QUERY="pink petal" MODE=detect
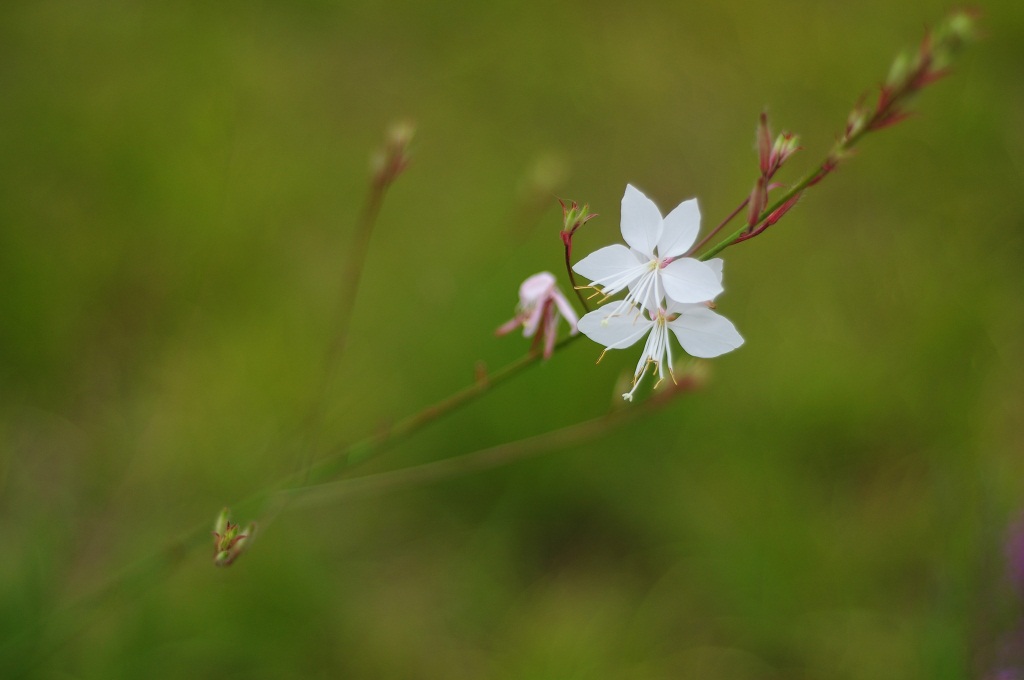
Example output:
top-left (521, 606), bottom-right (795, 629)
top-left (519, 272), bottom-right (556, 304)
top-left (543, 306), bottom-right (558, 359)
top-left (521, 301), bottom-right (545, 337)
top-left (551, 289), bottom-right (580, 334)
top-left (495, 316), bottom-right (523, 336)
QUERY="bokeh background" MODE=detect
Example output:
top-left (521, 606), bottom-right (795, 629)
top-left (2, 0), bottom-right (1023, 677)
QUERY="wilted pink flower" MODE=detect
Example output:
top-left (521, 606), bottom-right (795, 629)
top-left (496, 272), bottom-right (579, 359)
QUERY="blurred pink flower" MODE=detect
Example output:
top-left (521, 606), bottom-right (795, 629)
top-left (496, 272), bottom-right (578, 359)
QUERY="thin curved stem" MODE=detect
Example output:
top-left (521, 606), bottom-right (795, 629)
top-left (565, 237), bottom-right (592, 313)
top-left (297, 129), bottom-right (411, 477)
top-left (17, 334), bottom-right (587, 671)
top-left (697, 165), bottom-right (822, 261)
top-left (278, 364), bottom-right (700, 509)
top-left (295, 333), bottom-right (583, 488)
top-left (687, 196), bottom-right (749, 258)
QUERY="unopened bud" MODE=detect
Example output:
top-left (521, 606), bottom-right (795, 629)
top-left (945, 10), bottom-right (977, 46)
top-left (886, 51), bottom-right (912, 90)
top-left (371, 121), bottom-right (415, 188)
top-left (764, 192), bottom-right (802, 227)
top-left (386, 120), bottom-right (415, 150)
top-left (746, 177), bottom-right (767, 227)
top-left (212, 507), bottom-right (256, 567)
top-left (559, 198), bottom-right (598, 237)
top-left (769, 133), bottom-right (800, 173)
top-left (931, 9), bottom-right (978, 71)
top-left (846, 103), bottom-right (868, 139)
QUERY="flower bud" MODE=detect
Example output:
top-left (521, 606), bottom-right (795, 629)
top-left (371, 121), bottom-right (415, 188)
top-left (946, 10), bottom-right (977, 44)
top-left (386, 120), bottom-right (415, 150)
top-left (763, 192), bottom-right (802, 227)
top-left (932, 9), bottom-right (977, 69)
top-left (559, 199), bottom-right (597, 235)
top-left (212, 507), bottom-right (256, 567)
top-left (746, 177), bottom-right (767, 227)
top-left (845, 102), bottom-right (868, 139)
top-left (886, 51), bottom-right (912, 90)
top-left (769, 133), bottom-right (800, 170)
top-left (558, 198), bottom-right (598, 259)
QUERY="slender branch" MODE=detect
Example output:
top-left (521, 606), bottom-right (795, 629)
top-left (697, 9), bottom-right (974, 261)
top-left (687, 196), bottom-right (749, 258)
top-left (326, 124), bottom-right (415, 365)
top-left (299, 338), bottom-right (576, 485)
top-left (697, 165), bottom-right (821, 261)
top-left (564, 237), bottom-right (592, 313)
top-left (278, 365), bottom-right (702, 509)
top-left (10, 334), bottom-right (586, 674)
top-left (298, 125), bottom-right (414, 474)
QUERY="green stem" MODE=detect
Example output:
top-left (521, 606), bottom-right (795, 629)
top-left (697, 121), bottom-right (879, 262)
top-left (687, 196), bottom-right (749, 258)
top-left (296, 152), bottom-right (394, 476)
top-left (277, 362), bottom-right (698, 509)
top-left (697, 164), bottom-right (822, 261)
top-left (13, 334), bottom-right (586, 675)
top-left (297, 333), bottom-right (582, 487)
top-left (697, 41), bottom-right (937, 264)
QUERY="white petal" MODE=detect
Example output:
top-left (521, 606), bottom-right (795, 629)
top-left (657, 198), bottom-right (700, 258)
top-left (668, 305), bottom-right (744, 358)
top-left (573, 244), bottom-right (645, 291)
top-left (620, 185), bottom-right (663, 257)
top-left (660, 258), bottom-right (724, 303)
top-left (703, 258), bottom-right (724, 285)
top-left (577, 306), bottom-right (653, 350)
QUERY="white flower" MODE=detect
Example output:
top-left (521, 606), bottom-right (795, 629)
top-left (496, 272), bottom-right (579, 359)
top-left (573, 184), bottom-right (722, 316)
top-left (577, 294), bottom-right (743, 401)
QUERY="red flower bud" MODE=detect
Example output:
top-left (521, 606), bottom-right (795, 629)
top-left (746, 177), bottom-right (767, 228)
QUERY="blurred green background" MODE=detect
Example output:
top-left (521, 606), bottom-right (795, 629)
top-left (2, 0), bottom-right (1023, 677)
